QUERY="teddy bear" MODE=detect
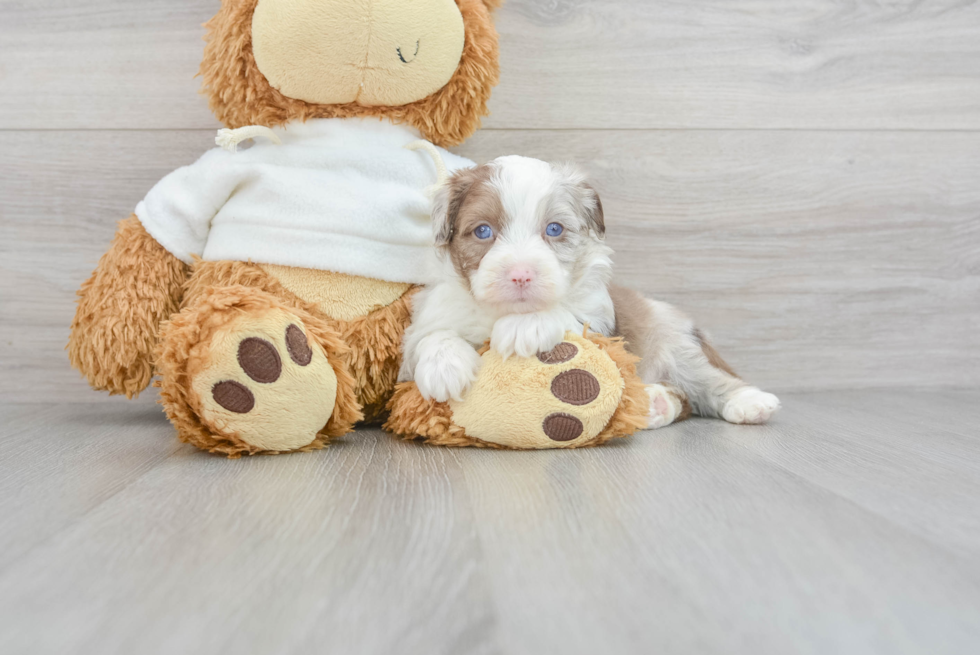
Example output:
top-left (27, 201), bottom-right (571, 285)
top-left (68, 0), bottom-right (650, 457)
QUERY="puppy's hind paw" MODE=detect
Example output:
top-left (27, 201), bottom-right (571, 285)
top-left (644, 383), bottom-right (686, 430)
top-left (722, 388), bottom-right (781, 425)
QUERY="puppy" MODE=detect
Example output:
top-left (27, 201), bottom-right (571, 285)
top-left (399, 156), bottom-right (780, 428)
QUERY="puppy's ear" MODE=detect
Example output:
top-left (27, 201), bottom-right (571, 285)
top-left (580, 183), bottom-right (605, 238)
top-left (432, 175), bottom-right (467, 247)
top-left (432, 165), bottom-right (488, 246)
top-left (431, 183), bottom-right (456, 247)
top-left (557, 163), bottom-right (606, 238)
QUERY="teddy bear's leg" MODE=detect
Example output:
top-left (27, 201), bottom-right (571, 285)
top-left (155, 285), bottom-right (362, 457)
top-left (385, 331), bottom-right (650, 449)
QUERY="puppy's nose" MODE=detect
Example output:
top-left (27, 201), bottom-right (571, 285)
top-left (508, 266), bottom-right (535, 289)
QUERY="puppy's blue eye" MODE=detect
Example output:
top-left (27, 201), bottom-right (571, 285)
top-left (474, 224), bottom-right (494, 240)
top-left (546, 222), bottom-right (564, 237)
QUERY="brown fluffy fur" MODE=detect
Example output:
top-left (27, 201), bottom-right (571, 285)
top-left (68, 215), bottom-right (188, 398)
top-left (384, 383), bottom-right (502, 448)
top-left (70, 1), bottom-right (659, 454)
top-left (580, 333), bottom-right (652, 447)
top-left (155, 285), bottom-right (363, 457)
top-left (200, 0), bottom-right (500, 147)
top-left (385, 332), bottom-right (651, 449)
top-left (333, 288), bottom-right (419, 422)
top-left (184, 261), bottom-right (414, 422)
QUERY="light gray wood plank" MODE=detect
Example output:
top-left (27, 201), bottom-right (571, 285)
top-left (0, 408), bottom-right (497, 655)
top-left (0, 130), bottom-right (216, 402)
top-left (2, 0), bottom-right (979, 130)
top-left (1, 393), bottom-right (978, 654)
top-left (2, 129), bottom-right (977, 401)
top-left (454, 418), bottom-right (980, 655)
top-left (489, 0), bottom-right (980, 130)
top-left (0, 397), bottom-right (177, 566)
top-left (716, 388), bottom-right (980, 556)
top-left (0, 0), bottom-right (218, 130)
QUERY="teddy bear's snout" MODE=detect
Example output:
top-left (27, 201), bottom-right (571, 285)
top-left (251, 0), bottom-right (465, 107)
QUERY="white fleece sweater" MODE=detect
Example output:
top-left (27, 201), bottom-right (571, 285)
top-left (135, 118), bottom-right (474, 284)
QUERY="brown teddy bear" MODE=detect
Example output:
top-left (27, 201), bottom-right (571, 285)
top-left (68, 0), bottom-right (649, 457)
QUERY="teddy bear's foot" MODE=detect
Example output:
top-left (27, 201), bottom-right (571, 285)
top-left (156, 286), bottom-right (361, 457)
top-left (192, 312), bottom-right (338, 452)
top-left (385, 331), bottom-right (650, 450)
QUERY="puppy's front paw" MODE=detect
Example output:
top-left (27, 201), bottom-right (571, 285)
top-left (491, 313), bottom-right (568, 359)
top-left (722, 388), bottom-right (781, 424)
top-left (415, 337), bottom-right (483, 403)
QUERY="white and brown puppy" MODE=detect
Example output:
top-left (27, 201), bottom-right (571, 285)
top-left (399, 156), bottom-right (780, 428)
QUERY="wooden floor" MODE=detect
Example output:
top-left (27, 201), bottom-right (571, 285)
top-left (1, 390), bottom-right (978, 655)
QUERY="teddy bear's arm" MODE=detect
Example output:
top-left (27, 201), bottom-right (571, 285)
top-left (68, 215), bottom-right (189, 398)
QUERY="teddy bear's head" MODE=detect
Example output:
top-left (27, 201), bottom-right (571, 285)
top-left (201, 0), bottom-right (502, 147)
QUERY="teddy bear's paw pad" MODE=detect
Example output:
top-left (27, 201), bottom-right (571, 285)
top-left (285, 324), bottom-right (313, 365)
top-left (211, 380), bottom-right (255, 413)
top-left (541, 412), bottom-right (584, 442)
top-left (537, 342), bottom-right (578, 364)
top-left (238, 337), bottom-right (282, 383)
top-left (449, 333), bottom-right (624, 449)
top-left (192, 312), bottom-right (339, 452)
top-left (550, 369), bottom-right (601, 406)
